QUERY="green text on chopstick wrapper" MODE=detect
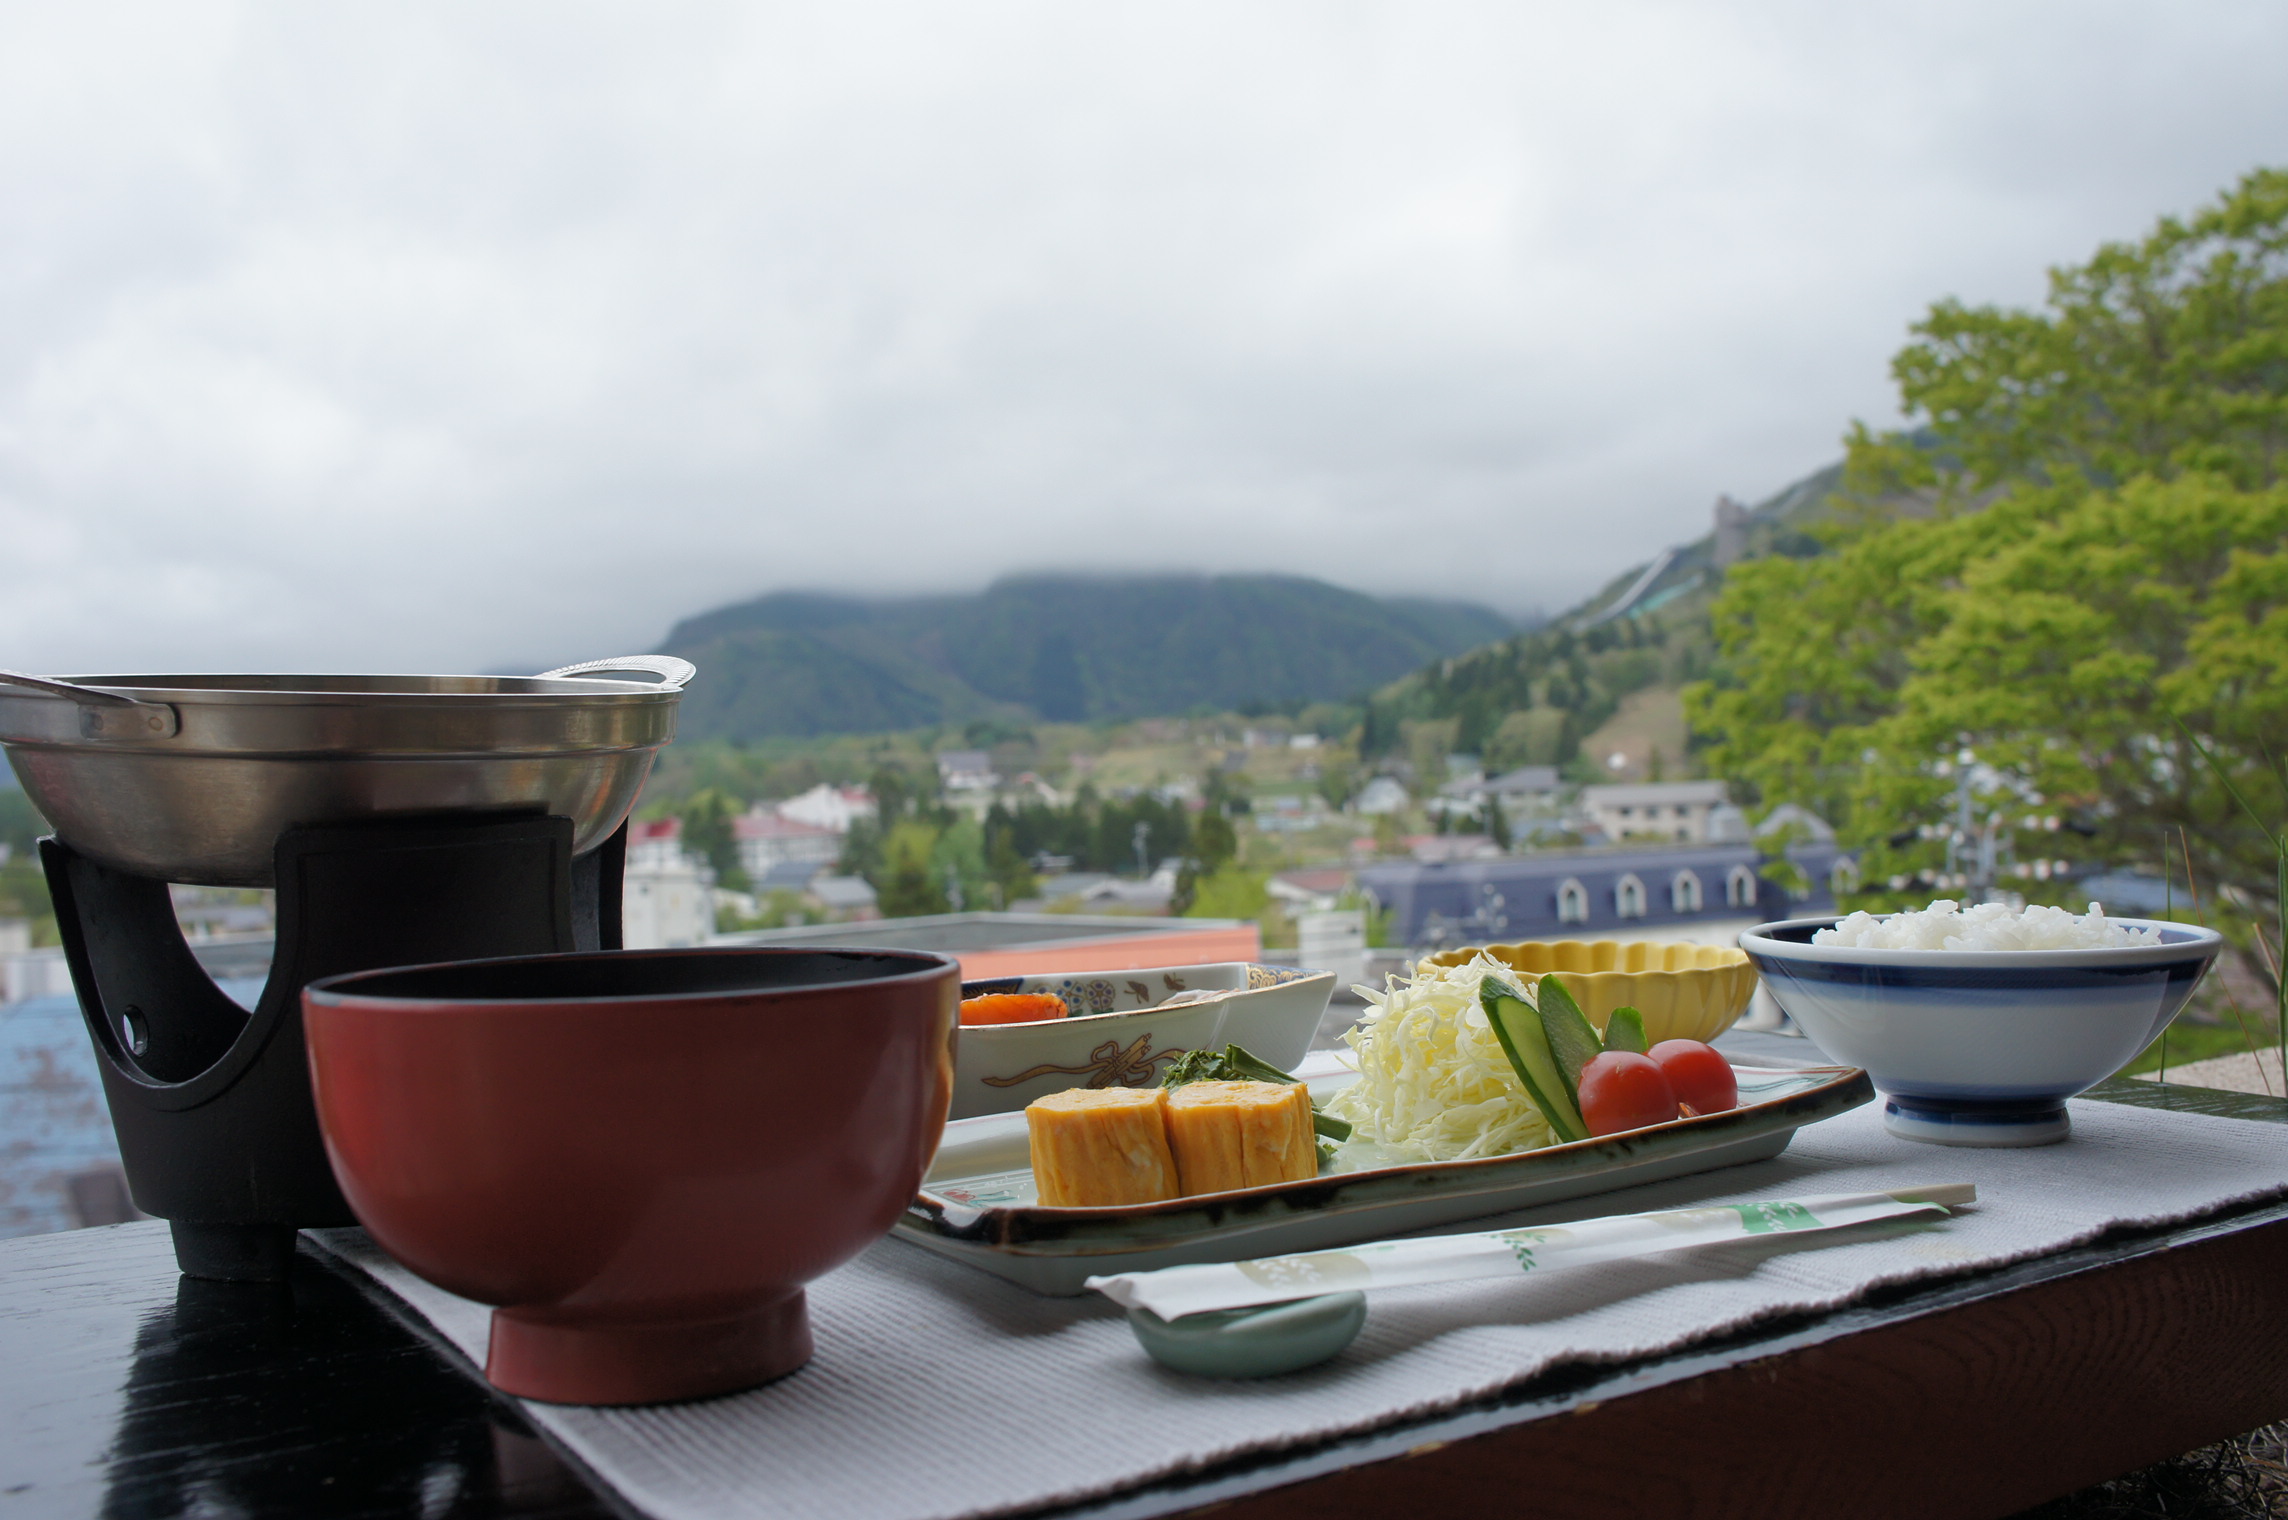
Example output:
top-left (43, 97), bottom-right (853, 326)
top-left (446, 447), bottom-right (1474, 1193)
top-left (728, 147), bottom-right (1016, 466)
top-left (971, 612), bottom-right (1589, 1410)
top-left (1731, 1201), bottom-right (1819, 1234)
top-left (1083, 1186), bottom-right (1977, 1320)
top-left (1236, 1252), bottom-right (1372, 1294)
top-left (1496, 1231), bottom-right (1555, 1271)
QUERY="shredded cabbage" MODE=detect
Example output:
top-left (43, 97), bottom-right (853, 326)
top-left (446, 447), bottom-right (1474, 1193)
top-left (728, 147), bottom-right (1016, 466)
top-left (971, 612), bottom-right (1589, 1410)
top-left (1322, 951), bottom-right (1555, 1164)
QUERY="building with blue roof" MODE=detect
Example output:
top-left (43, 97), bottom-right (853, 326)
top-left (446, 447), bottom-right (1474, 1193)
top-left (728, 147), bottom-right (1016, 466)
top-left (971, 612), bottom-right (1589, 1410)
top-left (1358, 841), bottom-right (1855, 950)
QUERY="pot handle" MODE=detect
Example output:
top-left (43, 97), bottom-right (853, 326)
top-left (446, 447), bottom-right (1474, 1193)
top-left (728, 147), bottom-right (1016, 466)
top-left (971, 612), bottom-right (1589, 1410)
top-left (0, 670), bottom-right (180, 739)
top-left (537, 656), bottom-right (696, 690)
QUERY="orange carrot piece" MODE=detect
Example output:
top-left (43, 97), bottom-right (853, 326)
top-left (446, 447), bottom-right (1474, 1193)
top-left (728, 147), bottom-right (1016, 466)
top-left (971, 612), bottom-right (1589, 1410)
top-left (959, 992), bottom-right (1070, 1026)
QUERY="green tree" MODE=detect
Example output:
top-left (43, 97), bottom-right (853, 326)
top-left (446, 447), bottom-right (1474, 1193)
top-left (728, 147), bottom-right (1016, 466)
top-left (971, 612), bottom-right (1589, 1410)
top-left (876, 820), bottom-right (950, 917)
top-left (1404, 718), bottom-right (1459, 798)
top-left (837, 814), bottom-right (885, 883)
top-left (1687, 169), bottom-right (2288, 976)
top-left (1184, 863), bottom-right (1270, 922)
top-left (675, 787), bottom-right (749, 890)
top-left (1847, 167), bottom-right (2288, 502)
top-left (1315, 756), bottom-right (1362, 813)
top-left (1486, 794), bottom-right (1512, 851)
top-left (982, 803), bottom-right (1040, 907)
top-left (1486, 707), bottom-right (1568, 770)
top-left (930, 817), bottom-right (991, 912)
top-left (0, 790), bottom-right (56, 942)
top-left (1171, 811), bottom-right (1237, 914)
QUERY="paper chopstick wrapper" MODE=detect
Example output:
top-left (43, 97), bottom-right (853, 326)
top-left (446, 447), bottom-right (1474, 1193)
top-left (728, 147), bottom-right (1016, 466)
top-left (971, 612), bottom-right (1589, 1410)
top-left (1086, 1185), bottom-right (1975, 1320)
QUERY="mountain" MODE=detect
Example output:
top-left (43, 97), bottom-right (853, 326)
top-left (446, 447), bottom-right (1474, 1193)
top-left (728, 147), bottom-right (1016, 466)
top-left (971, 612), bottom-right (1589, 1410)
top-left (1561, 461), bottom-right (1844, 628)
top-left (1366, 460), bottom-right (1858, 772)
top-left (657, 574), bottom-right (1519, 741)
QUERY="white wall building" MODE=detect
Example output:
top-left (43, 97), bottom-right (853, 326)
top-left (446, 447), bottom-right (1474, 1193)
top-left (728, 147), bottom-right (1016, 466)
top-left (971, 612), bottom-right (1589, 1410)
top-left (4, 945), bottom-right (74, 1004)
top-left (624, 860), bottom-right (716, 948)
top-left (1356, 777), bottom-right (1411, 815)
top-left (620, 817), bottom-right (717, 948)
top-left (775, 784), bottom-right (876, 833)
top-left (935, 750), bottom-right (997, 792)
top-left (1297, 908), bottom-right (1367, 987)
top-left (1580, 781), bottom-right (1729, 844)
top-left (625, 818), bottom-right (688, 871)
top-left (734, 811), bottom-right (843, 879)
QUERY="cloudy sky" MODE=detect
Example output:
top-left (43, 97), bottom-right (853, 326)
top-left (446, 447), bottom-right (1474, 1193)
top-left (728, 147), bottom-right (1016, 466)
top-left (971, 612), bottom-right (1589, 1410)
top-left (3, 2), bottom-right (2284, 674)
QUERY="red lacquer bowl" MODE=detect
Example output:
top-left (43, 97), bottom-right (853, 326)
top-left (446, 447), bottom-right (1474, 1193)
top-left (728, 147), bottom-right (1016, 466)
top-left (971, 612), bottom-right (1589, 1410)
top-left (304, 947), bottom-right (958, 1405)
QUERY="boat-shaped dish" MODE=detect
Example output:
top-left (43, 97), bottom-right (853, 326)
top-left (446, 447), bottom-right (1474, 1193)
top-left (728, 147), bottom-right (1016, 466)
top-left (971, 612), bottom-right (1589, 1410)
top-left (897, 1060), bottom-right (1873, 1294)
top-left (950, 962), bottom-right (1334, 1120)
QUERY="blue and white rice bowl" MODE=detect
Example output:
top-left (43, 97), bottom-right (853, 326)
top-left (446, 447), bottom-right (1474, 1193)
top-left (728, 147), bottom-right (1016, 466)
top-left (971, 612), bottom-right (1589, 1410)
top-left (1739, 916), bottom-right (2223, 1147)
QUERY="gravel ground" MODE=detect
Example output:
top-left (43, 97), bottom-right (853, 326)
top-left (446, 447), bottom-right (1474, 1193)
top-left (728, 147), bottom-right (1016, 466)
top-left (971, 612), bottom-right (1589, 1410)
top-left (2136, 1049), bottom-right (2286, 1098)
top-left (2013, 1424), bottom-right (2288, 1519)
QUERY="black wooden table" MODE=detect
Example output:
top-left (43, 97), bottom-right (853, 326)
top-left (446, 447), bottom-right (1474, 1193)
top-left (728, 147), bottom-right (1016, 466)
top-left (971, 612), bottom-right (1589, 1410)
top-left (5, 1077), bottom-right (2287, 1520)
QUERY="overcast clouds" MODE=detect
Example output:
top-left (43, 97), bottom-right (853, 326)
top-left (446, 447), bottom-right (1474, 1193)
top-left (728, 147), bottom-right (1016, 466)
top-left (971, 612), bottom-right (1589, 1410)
top-left (2, 2), bottom-right (2284, 674)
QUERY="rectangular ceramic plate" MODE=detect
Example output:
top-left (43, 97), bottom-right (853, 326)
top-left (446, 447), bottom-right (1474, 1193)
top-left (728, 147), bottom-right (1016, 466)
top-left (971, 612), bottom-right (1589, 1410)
top-left (894, 1062), bottom-right (1876, 1294)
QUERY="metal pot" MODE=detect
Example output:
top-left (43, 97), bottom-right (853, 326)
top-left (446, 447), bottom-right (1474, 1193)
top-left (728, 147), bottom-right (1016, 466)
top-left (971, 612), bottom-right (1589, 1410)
top-left (0, 656), bottom-right (692, 886)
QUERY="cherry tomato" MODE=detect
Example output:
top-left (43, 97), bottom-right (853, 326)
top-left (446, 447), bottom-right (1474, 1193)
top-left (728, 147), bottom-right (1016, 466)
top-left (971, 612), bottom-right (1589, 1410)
top-left (1648, 1040), bottom-right (1738, 1116)
top-left (1576, 1052), bottom-right (1680, 1136)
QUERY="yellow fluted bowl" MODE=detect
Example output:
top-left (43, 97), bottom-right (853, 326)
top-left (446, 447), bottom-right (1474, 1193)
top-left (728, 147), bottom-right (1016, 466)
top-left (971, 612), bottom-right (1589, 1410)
top-left (1420, 940), bottom-right (1759, 1045)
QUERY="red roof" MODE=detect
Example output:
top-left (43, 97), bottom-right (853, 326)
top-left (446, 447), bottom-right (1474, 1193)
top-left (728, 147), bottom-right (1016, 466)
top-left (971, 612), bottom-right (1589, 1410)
top-left (1274, 867), bottom-right (1352, 894)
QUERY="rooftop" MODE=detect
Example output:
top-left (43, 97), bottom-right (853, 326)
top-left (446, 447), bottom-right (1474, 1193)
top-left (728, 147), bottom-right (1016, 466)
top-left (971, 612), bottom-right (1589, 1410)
top-left (1581, 780), bottom-right (1729, 806)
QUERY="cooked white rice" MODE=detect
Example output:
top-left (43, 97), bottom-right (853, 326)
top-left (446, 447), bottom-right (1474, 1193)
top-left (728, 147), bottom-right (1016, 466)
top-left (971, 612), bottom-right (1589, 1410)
top-left (1814, 899), bottom-right (2161, 951)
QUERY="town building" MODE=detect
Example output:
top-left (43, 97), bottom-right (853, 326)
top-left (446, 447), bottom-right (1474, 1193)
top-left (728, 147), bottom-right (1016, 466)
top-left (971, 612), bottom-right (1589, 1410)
top-left (1405, 834), bottom-right (1507, 864)
top-left (1297, 908), bottom-right (1368, 987)
top-left (733, 810), bottom-right (843, 878)
top-left (1484, 766), bottom-right (1563, 806)
top-left (741, 860), bottom-right (880, 921)
top-left (620, 817), bottom-right (716, 948)
top-left (774, 783), bottom-right (876, 833)
top-left (1754, 801), bottom-right (1835, 843)
top-left (1434, 765), bottom-right (1564, 822)
top-left (1254, 794), bottom-right (1328, 833)
top-left (1580, 780), bottom-right (1730, 843)
top-left (935, 750), bottom-right (998, 792)
top-left (1269, 867), bottom-right (1351, 914)
top-left (1004, 771), bottom-right (1070, 808)
top-left (1035, 862), bottom-right (1180, 913)
top-left (625, 817), bottom-right (687, 871)
top-left (748, 859), bottom-right (831, 896)
top-left (807, 875), bottom-right (881, 919)
top-left (1355, 776), bottom-right (1410, 815)
top-left (1357, 840), bottom-right (1853, 950)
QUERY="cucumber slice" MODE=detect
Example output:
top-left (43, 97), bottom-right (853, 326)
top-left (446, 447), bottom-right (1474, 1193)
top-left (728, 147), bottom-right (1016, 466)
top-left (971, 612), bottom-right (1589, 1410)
top-left (1534, 974), bottom-right (1606, 1110)
top-left (1480, 978), bottom-right (1589, 1144)
top-left (1603, 1006), bottom-right (1649, 1056)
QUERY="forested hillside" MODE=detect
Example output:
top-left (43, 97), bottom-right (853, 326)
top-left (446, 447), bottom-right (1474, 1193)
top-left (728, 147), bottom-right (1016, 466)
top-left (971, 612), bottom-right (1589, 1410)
top-left (656, 573), bottom-right (1519, 741)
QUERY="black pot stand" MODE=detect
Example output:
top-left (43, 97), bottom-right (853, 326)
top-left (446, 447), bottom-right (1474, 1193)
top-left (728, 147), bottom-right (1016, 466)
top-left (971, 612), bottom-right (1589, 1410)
top-left (42, 812), bottom-right (627, 1282)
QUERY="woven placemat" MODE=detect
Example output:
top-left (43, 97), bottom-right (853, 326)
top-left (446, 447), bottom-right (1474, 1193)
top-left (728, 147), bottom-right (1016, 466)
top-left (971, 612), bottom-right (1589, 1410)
top-left (314, 1096), bottom-right (2288, 1520)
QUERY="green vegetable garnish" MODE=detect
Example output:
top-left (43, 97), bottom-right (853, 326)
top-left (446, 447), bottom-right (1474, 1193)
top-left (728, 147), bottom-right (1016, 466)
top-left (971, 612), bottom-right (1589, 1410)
top-left (1602, 1006), bottom-right (1649, 1056)
top-left (1163, 1042), bottom-right (1352, 1142)
top-left (1533, 974), bottom-right (1606, 1113)
top-left (1480, 978), bottom-right (1589, 1144)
